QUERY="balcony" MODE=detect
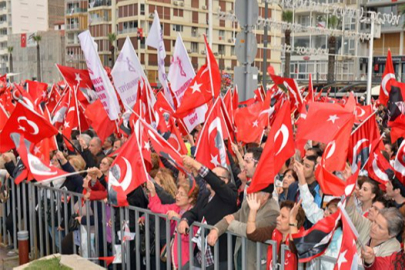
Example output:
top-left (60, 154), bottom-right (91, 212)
top-left (66, 23), bottom-right (79, 30)
top-left (89, 0), bottom-right (111, 9)
top-left (89, 16), bottom-right (110, 24)
top-left (0, 35), bottom-right (7, 42)
top-left (0, 20), bottom-right (6, 28)
top-left (0, 6), bottom-right (6, 15)
top-left (66, 37), bottom-right (79, 45)
top-left (118, 27), bottom-right (137, 35)
top-left (66, 7), bottom-right (87, 15)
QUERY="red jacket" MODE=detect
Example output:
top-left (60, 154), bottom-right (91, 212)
top-left (267, 229), bottom-right (300, 270)
top-left (364, 252), bottom-right (403, 270)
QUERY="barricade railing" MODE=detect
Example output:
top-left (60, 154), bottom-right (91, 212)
top-left (0, 178), bottom-right (362, 269)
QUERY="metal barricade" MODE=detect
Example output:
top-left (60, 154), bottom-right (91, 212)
top-left (0, 179), bottom-right (366, 270)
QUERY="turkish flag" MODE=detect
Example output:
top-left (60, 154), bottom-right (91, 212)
top-left (270, 73), bottom-right (303, 112)
top-left (154, 91), bottom-right (175, 133)
top-left (379, 50), bottom-right (396, 106)
top-left (10, 133), bottom-right (67, 184)
top-left (305, 74), bottom-right (314, 103)
top-left (394, 140), bottom-right (405, 185)
top-left (107, 131), bottom-right (148, 207)
top-left (0, 86), bottom-right (15, 114)
top-left (333, 212), bottom-right (359, 270)
top-left (85, 99), bottom-right (117, 143)
top-left (26, 80), bottom-right (48, 106)
top-left (0, 103), bottom-right (9, 131)
top-left (139, 117), bottom-right (185, 172)
top-left (222, 88), bottom-right (234, 124)
top-left (167, 117), bottom-right (188, 155)
top-left (348, 113), bottom-right (381, 171)
top-left (234, 96), bottom-right (272, 144)
top-left (174, 35), bottom-right (221, 118)
top-left (21, 34), bottom-right (26, 48)
top-left (12, 83), bottom-right (41, 113)
top-left (233, 85), bottom-right (239, 110)
top-left (247, 100), bottom-right (295, 193)
top-left (296, 93), bottom-right (355, 145)
top-left (0, 102), bottom-right (58, 152)
top-left (51, 88), bottom-right (70, 128)
top-left (45, 84), bottom-right (61, 114)
top-left (367, 138), bottom-right (394, 184)
top-left (354, 105), bottom-right (373, 124)
top-left (195, 97), bottom-right (229, 169)
top-left (322, 118), bottom-right (353, 172)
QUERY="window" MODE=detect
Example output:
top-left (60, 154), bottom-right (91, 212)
top-left (140, 4), bottom-right (145, 15)
top-left (173, 8), bottom-right (183, 17)
top-left (219, 30), bottom-right (225, 39)
top-left (218, 44), bottom-right (225, 55)
top-left (191, 42), bottom-right (198, 53)
top-left (192, 27), bottom-right (198, 37)
top-left (173, 24), bottom-right (183, 32)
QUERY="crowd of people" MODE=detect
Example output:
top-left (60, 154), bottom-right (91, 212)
top-left (0, 99), bottom-right (404, 270)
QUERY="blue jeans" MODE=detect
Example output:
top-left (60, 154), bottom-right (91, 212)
top-left (48, 226), bottom-right (65, 252)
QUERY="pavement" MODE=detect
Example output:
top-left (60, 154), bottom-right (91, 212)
top-left (0, 246), bottom-right (19, 270)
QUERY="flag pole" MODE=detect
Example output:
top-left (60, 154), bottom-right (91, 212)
top-left (59, 132), bottom-right (82, 154)
top-left (350, 109), bottom-right (378, 136)
top-left (338, 205), bottom-right (366, 249)
top-left (74, 85), bottom-right (82, 137)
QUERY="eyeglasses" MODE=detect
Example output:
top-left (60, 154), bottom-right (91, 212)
top-left (175, 191), bottom-right (188, 198)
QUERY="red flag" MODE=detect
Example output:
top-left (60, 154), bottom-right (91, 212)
top-left (270, 73), bottom-right (303, 112)
top-left (0, 102), bottom-right (58, 152)
top-left (51, 88), bottom-right (70, 128)
top-left (354, 105), bottom-right (373, 124)
top-left (306, 74), bottom-right (314, 102)
top-left (10, 133), bottom-right (67, 184)
top-left (195, 97), bottom-right (229, 169)
top-left (85, 99), bottom-right (117, 143)
top-left (45, 84), bottom-right (61, 113)
top-left (232, 85), bottom-right (239, 110)
top-left (234, 97), bottom-right (271, 144)
top-left (222, 88), bottom-right (234, 124)
top-left (167, 117), bottom-right (188, 155)
top-left (21, 34), bottom-right (26, 48)
top-left (379, 50), bottom-right (396, 106)
top-left (247, 100), bottom-right (294, 193)
top-left (26, 80), bottom-right (48, 105)
top-left (394, 140), bottom-right (405, 185)
top-left (333, 212), bottom-right (359, 270)
top-left (296, 93), bottom-right (355, 144)
top-left (348, 113), bottom-right (381, 171)
top-left (139, 117), bottom-right (185, 172)
top-left (322, 119), bottom-right (353, 172)
top-left (367, 138), bottom-right (394, 184)
top-left (0, 86), bottom-right (15, 114)
top-left (0, 103), bottom-right (9, 131)
top-left (174, 35), bottom-right (221, 118)
top-left (107, 131), bottom-right (148, 207)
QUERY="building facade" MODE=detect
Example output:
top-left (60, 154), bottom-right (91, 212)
top-left (65, 0), bottom-right (282, 86)
top-left (0, 0), bottom-right (65, 76)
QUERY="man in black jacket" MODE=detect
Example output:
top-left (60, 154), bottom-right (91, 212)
top-left (178, 155), bottom-right (238, 269)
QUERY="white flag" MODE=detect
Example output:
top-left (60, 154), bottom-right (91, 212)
top-left (78, 30), bottom-right (120, 120)
top-left (146, 10), bottom-right (174, 108)
top-left (168, 33), bottom-right (207, 132)
top-left (111, 37), bottom-right (146, 109)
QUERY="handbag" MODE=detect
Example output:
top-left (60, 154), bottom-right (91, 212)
top-left (68, 213), bottom-right (80, 232)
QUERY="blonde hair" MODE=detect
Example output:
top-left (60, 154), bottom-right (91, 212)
top-left (156, 168), bottom-right (177, 198)
top-left (67, 155), bottom-right (86, 171)
top-left (177, 181), bottom-right (199, 206)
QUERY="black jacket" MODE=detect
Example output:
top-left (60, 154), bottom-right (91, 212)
top-left (182, 169), bottom-right (238, 262)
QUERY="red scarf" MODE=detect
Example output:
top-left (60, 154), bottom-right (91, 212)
top-left (266, 229), bottom-right (300, 270)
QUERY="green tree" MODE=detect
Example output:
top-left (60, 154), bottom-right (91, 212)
top-left (33, 35), bottom-right (42, 81)
top-left (326, 15), bottom-right (339, 83)
top-left (282, 10), bottom-right (293, 78)
top-left (108, 33), bottom-right (117, 67)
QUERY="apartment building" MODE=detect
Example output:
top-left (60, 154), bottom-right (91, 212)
top-left (0, 0), bottom-right (64, 75)
top-left (365, 0), bottom-right (405, 82)
top-left (65, 0), bottom-right (282, 86)
top-left (281, 0), bottom-right (363, 83)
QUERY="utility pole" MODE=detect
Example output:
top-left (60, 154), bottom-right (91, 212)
top-left (262, 1), bottom-right (268, 90)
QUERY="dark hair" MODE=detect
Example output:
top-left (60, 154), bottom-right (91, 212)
top-left (391, 178), bottom-right (405, 198)
top-left (283, 169), bottom-right (298, 182)
top-left (280, 200), bottom-right (306, 229)
top-left (326, 198), bottom-right (341, 209)
top-left (307, 147), bottom-right (323, 158)
top-left (360, 179), bottom-right (382, 202)
top-left (246, 147), bottom-right (263, 163)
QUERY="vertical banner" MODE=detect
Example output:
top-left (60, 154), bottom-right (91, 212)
top-left (78, 30), bottom-right (120, 120)
top-left (146, 10), bottom-right (174, 108)
top-left (21, 34), bottom-right (27, 48)
top-left (111, 36), bottom-right (146, 109)
top-left (168, 33), bottom-right (207, 132)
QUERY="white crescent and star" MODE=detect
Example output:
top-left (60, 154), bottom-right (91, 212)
top-left (168, 133), bottom-right (181, 152)
top-left (325, 141), bottom-right (336, 160)
top-left (381, 73), bottom-right (395, 96)
top-left (327, 114), bottom-right (339, 124)
top-left (110, 157), bottom-right (133, 191)
top-left (394, 141), bottom-right (405, 178)
top-left (27, 153), bottom-right (57, 176)
top-left (190, 81), bottom-right (202, 94)
top-left (372, 153), bottom-right (389, 182)
top-left (274, 124), bottom-right (289, 156)
top-left (17, 117), bottom-right (39, 135)
top-left (356, 107), bottom-right (365, 118)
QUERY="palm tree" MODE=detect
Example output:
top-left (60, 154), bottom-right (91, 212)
top-left (282, 10), bottom-right (293, 78)
top-left (7, 46), bottom-right (13, 82)
top-left (108, 33), bottom-right (117, 67)
top-left (400, 4), bottom-right (405, 28)
top-left (33, 35), bottom-right (42, 81)
top-left (326, 15), bottom-right (339, 83)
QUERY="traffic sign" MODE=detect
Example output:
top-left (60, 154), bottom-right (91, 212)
top-left (235, 0), bottom-right (259, 28)
top-left (235, 31), bottom-right (257, 64)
